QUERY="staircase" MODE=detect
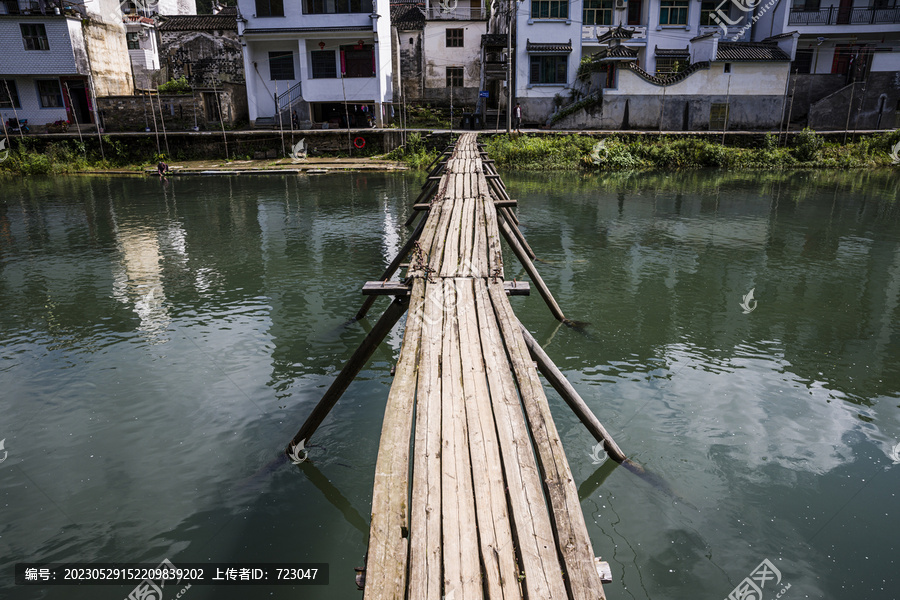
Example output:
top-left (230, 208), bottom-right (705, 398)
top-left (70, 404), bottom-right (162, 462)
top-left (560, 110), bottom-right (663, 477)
top-left (254, 82), bottom-right (310, 129)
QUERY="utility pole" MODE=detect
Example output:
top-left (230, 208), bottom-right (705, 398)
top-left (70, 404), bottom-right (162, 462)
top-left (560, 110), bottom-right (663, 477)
top-left (506, 0), bottom-right (512, 133)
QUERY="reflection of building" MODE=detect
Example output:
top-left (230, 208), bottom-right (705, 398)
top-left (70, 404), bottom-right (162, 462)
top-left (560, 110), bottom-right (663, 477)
top-left (236, 0), bottom-right (394, 128)
top-left (113, 228), bottom-right (172, 344)
top-left (0, 0), bottom-right (132, 130)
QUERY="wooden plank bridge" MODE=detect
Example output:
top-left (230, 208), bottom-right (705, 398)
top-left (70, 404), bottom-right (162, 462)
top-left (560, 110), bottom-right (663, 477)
top-left (286, 133), bottom-right (627, 600)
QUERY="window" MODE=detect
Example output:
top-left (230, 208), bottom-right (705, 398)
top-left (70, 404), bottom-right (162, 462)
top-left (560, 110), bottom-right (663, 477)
top-left (710, 102), bottom-right (728, 129)
top-left (0, 80), bottom-right (21, 109)
top-left (531, 0), bottom-right (568, 18)
top-left (126, 32), bottom-right (141, 50)
top-left (303, 0), bottom-right (373, 13)
top-left (655, 57), bottom-right (688, 74)
top-left (21, 23), bottom-right (49, 51)
top-left (723, 62), bottom-right (731, 73)
top-left (37, 79), bottom-right (63, 108)
top-left (627, 0), bottom-right (642, 24)
top-left (341, 44), bottom-right (374, 78)
top-left (311, 50), bottom-right (337, 78)
top-left (530, 55), bottom-right (567, 84)
top-left (659, 0), bottom-right (688, 24)
top-left (583, 0), bottom-right (613, 24)
top-left (446, 29), bottom-right (464, 48)
top-left (699, 0), bottom-right (717, 25)
top-left (791, 0), bottom-right (819, 9)
top-left (255, 0), bottom-right (284, 16)
top-left (269, 51), bottom-right (295, 80)
top-left (446, 66), bottom-right (463, 87)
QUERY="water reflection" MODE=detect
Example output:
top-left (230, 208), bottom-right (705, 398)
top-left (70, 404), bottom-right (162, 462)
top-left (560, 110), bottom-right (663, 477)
top-left (1, 169), bottom-right (899, 600)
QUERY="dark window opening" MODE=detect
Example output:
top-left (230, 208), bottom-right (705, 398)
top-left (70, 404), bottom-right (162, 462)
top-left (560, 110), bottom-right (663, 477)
top-left (303, 0), bottom-right (373, 13)
top-left (311, 50), bottom-right (337, 78)
top-left (446, 66), bottom-right (463, 87)
top-left (0, 79), bottom-right (21, 109)
top-left (341, 44), bottom-right (375, 78)
top-left (21, 23), bottom-right (49, 51)
top-left (255, 0), bottom-right (284, 16)
top-left (446, 29), bottom-right (464, 47)
top-left (269, 51), bottom-right (295, 80)
top-left (529, 55), bottom-right (567, 84)
top-left (37, 79), bottom-right (63, 108)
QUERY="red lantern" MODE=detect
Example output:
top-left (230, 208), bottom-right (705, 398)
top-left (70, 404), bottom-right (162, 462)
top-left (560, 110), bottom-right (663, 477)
top-left (319, 41), bottom-right (325, 50)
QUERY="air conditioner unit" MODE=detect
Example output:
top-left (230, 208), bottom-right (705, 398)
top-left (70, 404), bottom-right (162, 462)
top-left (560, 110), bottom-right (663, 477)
top-left (615, 0), bottom-right (627, 8)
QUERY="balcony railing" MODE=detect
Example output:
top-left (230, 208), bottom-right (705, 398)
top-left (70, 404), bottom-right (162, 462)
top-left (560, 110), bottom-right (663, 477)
top-left (788, 6), bottom-right (900, 25)
top-left (424, 6), bottom-right (488, 20)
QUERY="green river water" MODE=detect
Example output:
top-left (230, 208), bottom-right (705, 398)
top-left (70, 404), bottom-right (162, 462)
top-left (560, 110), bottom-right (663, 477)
top-left (1, 169), bottom-right (899, 600)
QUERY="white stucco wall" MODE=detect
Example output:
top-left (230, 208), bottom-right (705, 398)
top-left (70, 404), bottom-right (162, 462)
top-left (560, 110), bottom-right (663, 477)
top-left (871, 51), bottom-right (900, 73)
top-left (605, 61), bottom-right (789, 96)
top-left (423, 21), bottom-right (485, 91)
top-left (0, 17), bottom-right (82, 75)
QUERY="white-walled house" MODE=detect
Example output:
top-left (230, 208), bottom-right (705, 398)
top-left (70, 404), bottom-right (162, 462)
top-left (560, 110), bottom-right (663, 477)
top-left (236, 0), bottom-right (394, 128)
top-left (121, 0), bottom-right (196, 90)
top-left (0, 0), bottom-right (132, 130)
top-left (750, 0), bottom-right (900, 129)
top-left (510, 0), bottom-right (898, 129)
top-left (421, 0), bottom-right (487, 105)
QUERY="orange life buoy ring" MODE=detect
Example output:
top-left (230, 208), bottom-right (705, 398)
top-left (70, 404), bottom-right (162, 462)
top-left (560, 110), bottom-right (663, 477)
top-left (354, 137), bottom-right (366, 149)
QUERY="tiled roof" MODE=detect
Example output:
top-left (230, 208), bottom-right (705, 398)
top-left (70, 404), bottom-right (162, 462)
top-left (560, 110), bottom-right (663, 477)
top-left (716, 42), bottom-right (790, 61)
top-left (596, 45), bottom-right (638, 61)
top-left (157, 14), bottom-right (237, 31)
top-left (655, 46), bottom-right (689, 57)
top-left (526, 39), bottom-right (572, 53)
top-left (124, 14), bottom-right (155, 24)
top-left (762, 31), bottom-right (796, 41)
top-left (596, 24), bottom-right (636, 43)
top-left (390, 1), bottom-right (425, 30)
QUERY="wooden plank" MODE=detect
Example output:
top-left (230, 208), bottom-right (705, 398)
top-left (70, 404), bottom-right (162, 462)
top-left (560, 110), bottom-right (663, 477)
top-left (363, 281), bottom-right (413, 296)
top-left (440, 189), bottom-right (465, 278)
top-left (364, 278), bottom-right (427, 600)
top-left (441, 279), bottom-right (483, 600)
top-left (456, 279), bottom-right (520, 600)
top-left (473, 279), bottom-right (568, 600)
top-left (458, 196), bottom-right (474, 277)
top-left (408, 280), bottom-right (444, 600)
top-left (594, 559), bottom-right (613, 584)
top-left (479, 175), bottom-right (505, 281)
top-left (487, 281), bottom-right (606, 600)
top-left (363, 281), bottom-right (529, 297)
top-left (472, 190), bottom-right (488, 278)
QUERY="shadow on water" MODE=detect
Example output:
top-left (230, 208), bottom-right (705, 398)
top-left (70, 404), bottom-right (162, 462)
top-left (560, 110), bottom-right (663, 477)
top-left (580, 457), bottom-right (699, 512)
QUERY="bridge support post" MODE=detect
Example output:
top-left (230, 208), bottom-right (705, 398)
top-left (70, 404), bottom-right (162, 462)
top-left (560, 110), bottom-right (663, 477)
top-left (287, 296), bottom-right (410, 455)
top-left (518, 321), bottom-right (627, 463)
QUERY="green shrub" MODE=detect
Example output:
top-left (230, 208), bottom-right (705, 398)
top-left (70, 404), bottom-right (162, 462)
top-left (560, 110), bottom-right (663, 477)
top-left (794, 127), bottom-right (823, 162)
top-left (157, 77), bottom-right (192, 94)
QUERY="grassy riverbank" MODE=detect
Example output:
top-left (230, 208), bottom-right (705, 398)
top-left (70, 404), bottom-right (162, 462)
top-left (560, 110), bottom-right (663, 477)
top-left (3, 129), bottom-right (898, 175)
top-left (482, 129), bottom-right (900, 171)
